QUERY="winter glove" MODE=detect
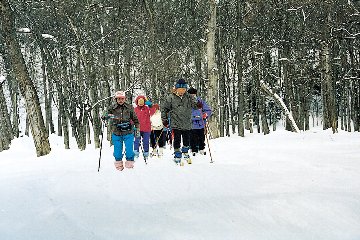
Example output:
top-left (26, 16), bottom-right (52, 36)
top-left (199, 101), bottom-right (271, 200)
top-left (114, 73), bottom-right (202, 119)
top-left (202, 112), bottom-right (208, 119)
top-left (134, 128), bottom-right (141, 138)
top-left (162, 119), bottom-right (169, 127)
top-left (196, 101), bottom-right (203, 109)
top-left (101, 113), bottom-right (114, 121)
top-left (145, 100), bottom-right (153, 108)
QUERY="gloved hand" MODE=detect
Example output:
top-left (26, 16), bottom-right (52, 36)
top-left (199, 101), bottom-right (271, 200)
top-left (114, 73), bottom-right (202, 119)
top-left (196, 101), bottom-right (203, 109)
top-left (101, 113), bottom-right (114, 120)
top-left (145, 100), bottom-right (153, 108)
top-left (134, 128), bottom-right (141, 138)
top-left (162, 119), bottom-right (169, 127)
top-left (202, 112), bottom-right (208, 119)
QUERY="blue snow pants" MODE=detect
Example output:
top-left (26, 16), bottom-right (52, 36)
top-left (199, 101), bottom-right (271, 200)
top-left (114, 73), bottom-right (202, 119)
top-left (134, 131), bottom-right (151, 153)
top-left (112, 133), bottom-right (135, 161)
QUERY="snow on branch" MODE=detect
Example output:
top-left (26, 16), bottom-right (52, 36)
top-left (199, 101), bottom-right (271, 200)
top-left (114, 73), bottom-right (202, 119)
top-left (260, 80), bottom-right (300, 133)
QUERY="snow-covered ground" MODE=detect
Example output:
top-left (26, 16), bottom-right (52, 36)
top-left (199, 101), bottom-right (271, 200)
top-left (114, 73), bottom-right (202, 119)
top-left (0, 127), bottom-right (360, 240)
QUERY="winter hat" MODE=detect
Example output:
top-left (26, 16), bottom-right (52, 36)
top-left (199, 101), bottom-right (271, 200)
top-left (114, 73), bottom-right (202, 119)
top-left (114, 90), bottom-right (126, 99)
top-left (135, 95), bottom-right (146, 106)
top-left (175, 78), bottom-right (188, 89)
top-left (187, 87), bottom-right (197, 94)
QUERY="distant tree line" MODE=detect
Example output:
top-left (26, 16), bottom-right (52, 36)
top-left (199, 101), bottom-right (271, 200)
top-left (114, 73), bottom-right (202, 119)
top-left (1, 0), bottom-right (360, 155)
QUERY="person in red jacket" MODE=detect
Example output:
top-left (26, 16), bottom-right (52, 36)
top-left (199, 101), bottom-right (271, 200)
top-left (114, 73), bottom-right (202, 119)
top-left (134, 95), bottom-right (152, 161)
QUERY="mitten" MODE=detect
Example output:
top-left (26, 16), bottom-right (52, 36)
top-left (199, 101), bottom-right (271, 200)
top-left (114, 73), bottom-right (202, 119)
top-left (202, 112), bottom-right (208, 119)
top-left (134, 128), bottom-right (141, 138)
top-left (145, 100), bottom-right (153, 108)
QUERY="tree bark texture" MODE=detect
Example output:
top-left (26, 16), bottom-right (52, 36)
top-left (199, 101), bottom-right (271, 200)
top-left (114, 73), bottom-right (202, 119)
top-left (0, 0), bottom-right (51, 156)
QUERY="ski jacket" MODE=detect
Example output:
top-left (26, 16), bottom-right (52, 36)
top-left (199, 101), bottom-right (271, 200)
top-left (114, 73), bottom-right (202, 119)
top-left (161, 92), bottom-right (197, 130)
top-left (134, 96), bottom-right (152, 132)
top-left (105, 102), bottom-right (139, 136)
top-left (191, 97), bottom-right (212, 129)
top-left (150, 110), bottom-right (163, 131)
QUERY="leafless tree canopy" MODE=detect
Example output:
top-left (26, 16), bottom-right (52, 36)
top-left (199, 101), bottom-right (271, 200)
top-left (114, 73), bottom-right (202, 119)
top-left (1, 0), bottom-right (360, 152)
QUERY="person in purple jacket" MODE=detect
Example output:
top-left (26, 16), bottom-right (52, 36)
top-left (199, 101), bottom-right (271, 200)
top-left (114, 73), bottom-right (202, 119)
top-left (187, 87), bottom-right (212, 156)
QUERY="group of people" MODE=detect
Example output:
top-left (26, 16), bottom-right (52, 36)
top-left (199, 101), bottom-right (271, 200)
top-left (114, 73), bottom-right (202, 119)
top-left (101, 78), bottom-right (212, 171)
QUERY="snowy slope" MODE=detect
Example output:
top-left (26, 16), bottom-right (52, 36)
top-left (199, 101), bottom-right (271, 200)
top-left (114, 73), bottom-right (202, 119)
top-left (0, 128), bottom-right (360, 240)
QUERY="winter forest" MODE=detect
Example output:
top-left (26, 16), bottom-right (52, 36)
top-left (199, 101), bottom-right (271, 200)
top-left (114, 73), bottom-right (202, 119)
top-left (1, 0), bottom-right (360, 156)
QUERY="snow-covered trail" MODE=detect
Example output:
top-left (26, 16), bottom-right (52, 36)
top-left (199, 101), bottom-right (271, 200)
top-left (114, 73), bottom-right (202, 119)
top-left (0, 129), bottom-right (360, 240)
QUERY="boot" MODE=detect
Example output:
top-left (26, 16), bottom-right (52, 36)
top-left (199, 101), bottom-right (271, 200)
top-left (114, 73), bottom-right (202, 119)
top-left (174, 150), bottom-right (182, 164)
top-left (125, 160), bottom-right (134, 168)
top-left (114, 161), bottom-right (124, 171)
top-left (158, 148), bottom-right (164, 157)
top-left (150, 149), bottom-right (157, 157)
top-left (199, 149), bottom-right (206, 155)
top-left (183, 153), bottom-right (192, 164)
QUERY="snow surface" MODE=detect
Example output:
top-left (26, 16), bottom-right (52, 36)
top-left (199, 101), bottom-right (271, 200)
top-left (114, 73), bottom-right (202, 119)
top-left (1, 127), bottom-right (360, 240)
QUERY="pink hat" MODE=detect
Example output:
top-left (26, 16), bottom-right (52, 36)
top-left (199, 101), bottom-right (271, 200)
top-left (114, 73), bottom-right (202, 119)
top-left (114, 91), bottom-right (126, 99)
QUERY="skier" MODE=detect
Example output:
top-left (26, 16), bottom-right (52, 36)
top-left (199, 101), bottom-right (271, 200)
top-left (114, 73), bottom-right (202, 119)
top-left (161, 79), bottom-right (197, 164)
top-left (187, 87), bottom-right (212, 156)
top-left (133, 95), bottom-right (152, 162)
top-left (150, 103), bottom-right (166, 157)
top-left (102, 90), bottom-right (140, 171)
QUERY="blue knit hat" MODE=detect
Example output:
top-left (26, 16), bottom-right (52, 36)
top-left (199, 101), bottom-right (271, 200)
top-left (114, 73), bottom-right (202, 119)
top-left (175, 78), bottom-right (188, 89)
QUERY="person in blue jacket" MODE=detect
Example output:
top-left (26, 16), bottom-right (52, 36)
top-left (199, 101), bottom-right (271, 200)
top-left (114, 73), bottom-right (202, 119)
top-left (187, 87), bottom-right (212, 156)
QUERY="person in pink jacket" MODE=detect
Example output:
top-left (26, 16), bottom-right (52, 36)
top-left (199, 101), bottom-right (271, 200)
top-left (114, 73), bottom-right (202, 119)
top-left (133, 95), bottom-right (152, 161)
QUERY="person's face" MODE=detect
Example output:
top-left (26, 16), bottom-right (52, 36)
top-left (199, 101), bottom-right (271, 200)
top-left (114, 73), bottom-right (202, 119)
top-left (116, 96), bottom-right (126, 105)
top-left (176, 88), bottom-right (186, 96)
top-left (137, 98), bottom-right (145, 106)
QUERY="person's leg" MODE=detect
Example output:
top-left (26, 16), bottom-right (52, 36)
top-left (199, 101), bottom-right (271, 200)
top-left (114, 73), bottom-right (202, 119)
top-left (124, 133), bottom-right (135, 168)
top-left (142, 131), bottom-right (151, 158)
top-left (133, 133), bottom-right (140, 158)
top-left (181, 130), bottom-right (190, 153)
top-left (190, 129), bottom-right (198, 153)
top-left (112, 134), bottom-right (124, 161)
top-left (181, 130), bottom-right (191, 163)
top-left (173, 129), bottom-right (182, 160)
top-left (112, 134), bottom-right (124, 170)
top-left (150, 130), bottom-right (156, 149)
top-left (198, 128), bottom-right (206, 152)
top-left (150, 131), bottom-right (157, 156)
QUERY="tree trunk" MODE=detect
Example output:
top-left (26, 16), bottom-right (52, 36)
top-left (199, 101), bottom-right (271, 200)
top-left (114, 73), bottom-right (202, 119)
top-left (236, 0), bottom-right (245, 137)
top-left (260, 80), bottom-right (300, 133)
top-left (0, 80), bottom-right (13, 151)
top-left (0, 0), bottom-right (51, 156)
top-left (321, 41), bottom-right (337, 133)
top-left (206, 0), bottom-right (220, 139)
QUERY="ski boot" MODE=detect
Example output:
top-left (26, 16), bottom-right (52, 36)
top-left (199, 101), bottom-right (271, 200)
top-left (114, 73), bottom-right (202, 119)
top-left (174, 150), bottom-right (183, 166)
top-left (183, 152), bottom-right (192, 164)
top-left (143, 152), bottom-right (149, 164)
top-left (158, 148), bottom-right (164, 157)
top-left (114, 161), bottom-right (124, 171)
top-left (150, 149), bottom-right (157, 157)
top-left (125, 160), bottom-right (134, 169)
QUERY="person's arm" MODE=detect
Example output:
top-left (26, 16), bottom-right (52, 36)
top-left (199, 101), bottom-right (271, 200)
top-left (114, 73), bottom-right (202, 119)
top-left (189, 94), bottom-right (197, 109)
top-left (161, 95), bottom-right (171, 125)
top-left (101, 107), bottom-right (114, 121)
top-left (202, 100), bottom-right (212, 119)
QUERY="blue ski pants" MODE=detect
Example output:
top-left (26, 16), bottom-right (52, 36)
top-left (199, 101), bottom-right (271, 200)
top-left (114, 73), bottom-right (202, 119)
top-left (134, 131), bottom-right (151, 153)
top-left (112, 133), bottom-right (135, 161)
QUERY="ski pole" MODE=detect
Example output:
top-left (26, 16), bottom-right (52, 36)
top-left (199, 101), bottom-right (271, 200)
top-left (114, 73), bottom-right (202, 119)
top-left (98, 120), bottom-right (105, 172)
top-left (205, 123), bottom-right (214, 163)
top-left (139, 140), bottom-right (147, 164)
